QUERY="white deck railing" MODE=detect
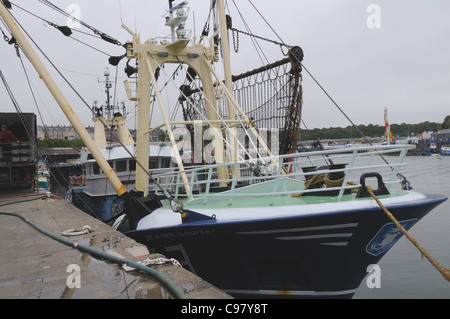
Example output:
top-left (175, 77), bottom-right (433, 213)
top-left (147, 144), bottom-right (414, 202)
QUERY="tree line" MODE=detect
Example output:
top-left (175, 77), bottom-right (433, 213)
top-left (300, 116), bottom-right (450, 141)
top-left (38, 138), bottom-right (85, 148)
top-left (36, 116), bottom-right (450, 147)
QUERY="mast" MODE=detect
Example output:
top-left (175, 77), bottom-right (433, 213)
top-left (145, 54), bottom-right (191, 196)
top-left (216, 0), bottom-right (239, 167)
top-left (212, 0), bottom-right (276, 168)
top-left (217, 0), bottom-right (234, 121)
top-left (0, 3), bottom-right (128, 199)
top-left (92, 69), bottom-right (110, 149)
top-left (122, 1), bottom-right (230, 192)
top-left (94, 69), bottom-right (134, 149)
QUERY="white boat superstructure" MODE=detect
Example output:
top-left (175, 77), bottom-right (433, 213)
top-left (77, 143), bottom-right (175, 197)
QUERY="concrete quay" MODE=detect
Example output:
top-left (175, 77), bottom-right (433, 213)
top-left (0, 190), bottom-right (231, 299)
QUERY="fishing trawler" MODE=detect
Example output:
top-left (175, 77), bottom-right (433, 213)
top-left (1, 0), bottom-right (447, 298)
top-left (69, 69), bottom-right (175, 222)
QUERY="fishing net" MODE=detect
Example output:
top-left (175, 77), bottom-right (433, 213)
top-left (179, 53), bottom-right (303, 158)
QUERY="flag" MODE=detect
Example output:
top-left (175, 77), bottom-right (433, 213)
top-left (384, 107), bottom-right (393, 143)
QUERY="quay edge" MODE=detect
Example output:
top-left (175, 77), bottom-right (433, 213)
top-left (0, 190), bottom-right (231, 299)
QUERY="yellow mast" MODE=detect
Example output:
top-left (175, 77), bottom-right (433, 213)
top-left (217, 0), bottom-right (238, 167)
top-left (121, 4), bottom-right (230, 192)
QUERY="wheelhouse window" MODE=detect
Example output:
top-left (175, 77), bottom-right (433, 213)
top-left (93, 162), bottom-right (100, 175)
top-left (149, 159), bottom-right (158, 169)
top-left (116, 160), bottom-right (127, 172)
top-left (161, 158), bottom-right (171, 168)
top-left (129, 159), bottom-right (136, 171)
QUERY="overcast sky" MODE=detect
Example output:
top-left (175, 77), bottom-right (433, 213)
top-left (1, 0), bottom-right (449, 131)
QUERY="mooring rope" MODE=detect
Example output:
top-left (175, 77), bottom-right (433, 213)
top-left (292, 173), bottom-right (359, 197)
top-left (366, 187), bottom-right (450, 282)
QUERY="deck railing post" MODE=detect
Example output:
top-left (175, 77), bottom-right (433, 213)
top-left (337, 149), bottom-right (358, 200)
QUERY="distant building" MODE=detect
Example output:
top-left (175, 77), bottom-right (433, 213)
top-left (437, 128), bottom-right (450, 143)
top-left (40, 147), bottom-right (82, 165)
top-left (150, 128), bottom-right (165, 141)
top-left (37, 126), bottom-right (45, 140)
top-left (37, 125), bottom-right (95, 140)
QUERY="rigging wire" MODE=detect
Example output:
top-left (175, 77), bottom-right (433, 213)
top-left (230, 0), bottom-right (268, 66)
top-left (300, 63), bottom-right (392, 167)
top-left (1, 8), bottom-right (132, 204)
top-left (0, 71), bottom-right (34, 145)
top-left (6, 9), bottom-right (184, 212)
top-left (148, 53), bottom-right (266, 164)
top-left (0, 64), bottom-right (101, 218)
top-left (64, 33), bottom-right (112, 57)
top-left (247, 0), bottom-right (287, 47)
top-left (0, 14), bottom-right (107, 216)
top-left (225, 1), bottom-right (302, 157)
top-left (12, 2), bottom-right (112, 57)
top-left (37, 0), bottom-right (122, 46)
top-left (0, 21), bottom-right (47, 133)
top-left (3, 0), bottom-right (396, 200)
top-left (229, 0), bottom-right (392, 167)
top-left (0, 70), bottom-right (60, 198)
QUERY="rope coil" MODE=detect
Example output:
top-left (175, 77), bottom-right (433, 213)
top-left (292, 173), bottom-right (359, 197)
top-left (62, 225), bottom-right (92, 237)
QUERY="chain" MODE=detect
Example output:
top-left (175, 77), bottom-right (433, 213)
top-left (122, 256), bottom-right (182, 271)
top-left (229, 27), bottom-right (291, 50)
top-left (231, 29), bottom-right (239, 53)
top-left (0, 25), bottom-right (9, 42)
top-left (0, 25), bottom-right (20, 57)
top-left (13, 42), bottom-right (19, 57)
top-left (142, 257), bottom-right (182, 267)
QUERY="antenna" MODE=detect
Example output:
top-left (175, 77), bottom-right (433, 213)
top-left (118, 0), bottom-right (123, 24)
top-left (134, 3), bottom-right (137, 33)
top-left (164, 1), bottom-right (190, 42)
top-left (193, 10), bottom-right (196, 44)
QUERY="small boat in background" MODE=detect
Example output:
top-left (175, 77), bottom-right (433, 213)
top-left (37, 161), bottom-right (49, 189)
top-left (441, 146), bottom-right (450, 155)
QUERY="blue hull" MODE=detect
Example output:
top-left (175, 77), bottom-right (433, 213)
top-left (126, 194), bottom-right (446, 298)
top-left (70, 189), bottom-right (125, 224)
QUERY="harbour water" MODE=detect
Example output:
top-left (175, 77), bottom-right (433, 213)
top-left (354, 155), bottom-right (450, 299)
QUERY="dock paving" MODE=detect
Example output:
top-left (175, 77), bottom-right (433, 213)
top-left (0, 191), bottom-right (231, 299)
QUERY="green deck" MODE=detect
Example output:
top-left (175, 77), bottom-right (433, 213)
top-left (159, 177), bottom-right (404, 210)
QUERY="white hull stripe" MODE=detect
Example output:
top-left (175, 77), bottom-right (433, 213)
top-left (275, 233), bottom-right (353, 241)
top-left (223, 288), bottom-right (358, 297)
top-left (320, 242), bottom-right (349, 246)
top-left (236, 223), bottom-right (358, 235)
